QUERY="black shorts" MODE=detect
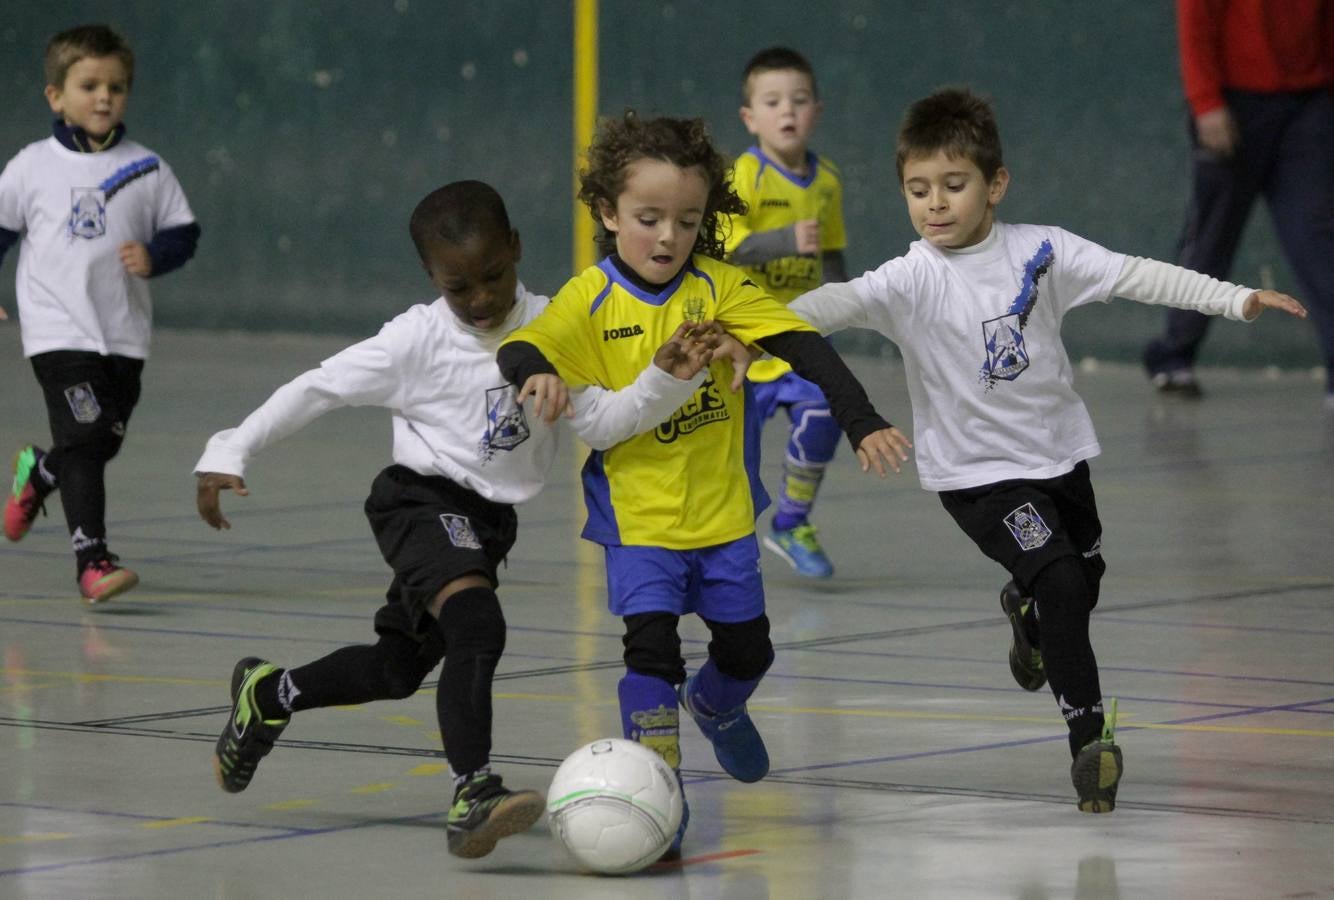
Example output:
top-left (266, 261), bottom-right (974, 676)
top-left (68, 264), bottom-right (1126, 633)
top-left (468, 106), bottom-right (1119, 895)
top-left (30, 350), bottom-right (144, 446)
top-left (364, 465), bottom-right (517, 639)
top-left (938, 460), bottom-right (1104, 594)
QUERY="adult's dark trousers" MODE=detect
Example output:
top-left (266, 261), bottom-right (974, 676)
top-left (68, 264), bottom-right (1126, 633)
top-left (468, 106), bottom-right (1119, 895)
top-left (29, 350), bottom-right (144, 573)
top-left (1144, 89), bottom-right (1334, 389)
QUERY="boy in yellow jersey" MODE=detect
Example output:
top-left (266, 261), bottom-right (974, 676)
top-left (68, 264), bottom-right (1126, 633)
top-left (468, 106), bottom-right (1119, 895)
top-left (725, 47), bottom-right (849, 578)
top-left (499, 111), bottom-right (910, 860)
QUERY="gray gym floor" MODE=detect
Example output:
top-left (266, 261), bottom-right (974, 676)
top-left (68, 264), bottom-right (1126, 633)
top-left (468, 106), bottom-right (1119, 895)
top-left (2, 324), bottom-right (1332, 899)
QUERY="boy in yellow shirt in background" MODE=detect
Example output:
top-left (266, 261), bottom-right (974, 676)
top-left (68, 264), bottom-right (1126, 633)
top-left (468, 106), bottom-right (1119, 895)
top-left (725, 47), bottom-right (849, 578)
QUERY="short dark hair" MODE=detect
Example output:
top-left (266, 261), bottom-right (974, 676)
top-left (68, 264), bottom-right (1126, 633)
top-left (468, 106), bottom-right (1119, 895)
top-left (896, 87), bottom-right (1004, 183)
top-left (45, 24), bottom-right (134, 89)
top-left (741, 46), bottom-right (817, 103)
top-left (408, 180), bottom-right (513, 262)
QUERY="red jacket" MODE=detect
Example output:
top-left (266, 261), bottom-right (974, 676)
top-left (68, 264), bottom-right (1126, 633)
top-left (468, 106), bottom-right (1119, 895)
top-left (1178, 0), bottom-right (1334, 115)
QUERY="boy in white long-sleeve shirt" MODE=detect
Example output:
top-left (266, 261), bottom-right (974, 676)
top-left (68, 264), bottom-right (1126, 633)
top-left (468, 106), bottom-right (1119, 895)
top-left (789, 88), bottom-right (1307, 813)
top-left (194, 180), bottom-right (740, 859)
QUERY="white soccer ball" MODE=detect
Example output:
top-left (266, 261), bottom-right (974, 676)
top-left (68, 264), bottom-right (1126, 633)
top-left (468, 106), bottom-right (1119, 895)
top-left (547, 738), bottom-right (684, 875)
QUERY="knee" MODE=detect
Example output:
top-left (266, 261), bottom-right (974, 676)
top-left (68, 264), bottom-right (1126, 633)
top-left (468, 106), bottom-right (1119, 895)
top-left (1032, 556), bottom-right (1095, 619)
top-left (704, 614), bottom-right (774, 681)
top-left (63, 419), bottom-right (126, 464)
top-left (788, 402), bottom-right (840, 462)
top-left (438, 586), bottom-right (507, 659)
top-left (622, 612), bottom-right (685, 684)
top-left (375, 633), bottom-right (434, 699)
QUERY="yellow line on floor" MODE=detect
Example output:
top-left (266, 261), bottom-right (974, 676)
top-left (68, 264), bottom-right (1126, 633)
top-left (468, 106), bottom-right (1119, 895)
top-left (382, 715), bottom-right (423, 726)
top-left (263, 799), bottom-right (316, 810)
top-left (0, 832), bottom-right (73, 844)
top-left (407, 764), bottom-right (449, 777)
top-left (140, 816), bottom-right (212, 830)
top-left (350, 782), bottom-right (396, 795)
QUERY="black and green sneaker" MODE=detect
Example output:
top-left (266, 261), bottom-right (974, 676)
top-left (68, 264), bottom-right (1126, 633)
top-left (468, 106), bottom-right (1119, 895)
top-left (446, 772), bottom-right (544, 859)
top-left (1071, 698), bottom-right (1123, 813)
top-left (214, 656), bottom-right (288, 794)
top-left (1000, 581), bottom-right (1046, 691)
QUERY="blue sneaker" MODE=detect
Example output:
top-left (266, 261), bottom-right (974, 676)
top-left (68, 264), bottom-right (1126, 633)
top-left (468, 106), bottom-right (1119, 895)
top-left (763, 523), bottom-right (833, 578)
top-left (678, 675), bottom-right (769, 783)
top-left (658, 775), bottom-right (689, 862)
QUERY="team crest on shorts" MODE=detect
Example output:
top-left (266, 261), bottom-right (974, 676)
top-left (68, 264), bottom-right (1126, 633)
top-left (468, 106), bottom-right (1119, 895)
top-left (69, 188), bottom-right (107, 239)
top-left (479, 385), bottom-right (529, 463)
top-left (439, 514), bottom-right (482, 549)
top-left (1003, 502), bottom-right (1052, 551)
top-left (64, 382), bottom-right (101, 423)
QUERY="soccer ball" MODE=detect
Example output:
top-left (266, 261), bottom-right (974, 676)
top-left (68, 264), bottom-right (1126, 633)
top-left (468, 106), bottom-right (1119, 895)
top-left (547, 738), bottom-right (684, 875)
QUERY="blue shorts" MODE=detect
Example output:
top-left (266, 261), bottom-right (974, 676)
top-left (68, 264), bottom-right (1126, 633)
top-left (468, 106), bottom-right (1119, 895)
top-left (604, 535), bottom-right (765, 623)
top-left (750, 372), bottom-right (827, 422)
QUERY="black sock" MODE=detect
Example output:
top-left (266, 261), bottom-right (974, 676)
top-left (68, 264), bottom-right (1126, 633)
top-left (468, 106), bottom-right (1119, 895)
top-left (435, 586), bottom-right (507, 778)
top-left (264, 631), bottom-right (444, 718)
top-left (1031, 557), bottom-right (1104, 756)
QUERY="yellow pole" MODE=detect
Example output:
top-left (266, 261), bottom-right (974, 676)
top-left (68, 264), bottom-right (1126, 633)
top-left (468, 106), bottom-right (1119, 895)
top-left (573, 0), bottom-right (598, 273)
top-left (572, 0), bottom-right (603, 745)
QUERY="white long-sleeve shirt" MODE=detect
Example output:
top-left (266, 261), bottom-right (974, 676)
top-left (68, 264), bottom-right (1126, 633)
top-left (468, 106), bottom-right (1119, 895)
top-left (790, 222), bottom-right (1255, 491)
top-left (194, 284), bottom-right (704, 504)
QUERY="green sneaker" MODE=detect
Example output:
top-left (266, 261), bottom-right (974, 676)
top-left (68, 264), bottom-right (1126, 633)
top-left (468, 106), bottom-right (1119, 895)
top-left (763, 523), bottom-right (834, 578)
top-left (446, 772), bottom-right (544, 859)
top-left (1000, 581), bottom-right (1045, 691)
top-left (5, 445), bottom-right (51, 542)
top-left (1071, 698), bottom-right (1123, 813)
top-left (214, 657), bottom-right (288, 793)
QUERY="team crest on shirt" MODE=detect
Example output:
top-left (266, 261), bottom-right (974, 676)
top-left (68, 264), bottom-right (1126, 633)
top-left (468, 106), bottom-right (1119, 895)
top-left (69, 188), bottom-right (107, 239)
top-left (64, 382), bottom-right (101, 423)
top-left (439, 514), bottom-right (482, 549)
top-left (979, 240), bottom-right (1054, 390)
top-left (682, 298), bottom-right (706, 324)
top-left (1003, 502), bottom-right (1052, 551)
top-left (478, 385), bottom-right (529, 463)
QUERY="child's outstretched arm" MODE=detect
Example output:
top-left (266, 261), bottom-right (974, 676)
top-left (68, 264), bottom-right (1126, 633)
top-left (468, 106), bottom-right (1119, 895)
top-left (1113, 257), bottom-right (1307, 323)
top-left (756, 329), bottom-right (911, 476)
top-left (567, 321), bottom-right (721, 451)
top-left (193, 333), bottom-right (403, 529)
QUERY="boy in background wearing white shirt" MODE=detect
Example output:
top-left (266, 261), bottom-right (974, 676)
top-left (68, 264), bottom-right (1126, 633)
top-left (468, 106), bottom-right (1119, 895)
top-left (789, 88), bottom-right (1306, 812)
top-left (1, 25), bottom-right (200, 604)
top-left (195, 180), bottom-right (741, 859)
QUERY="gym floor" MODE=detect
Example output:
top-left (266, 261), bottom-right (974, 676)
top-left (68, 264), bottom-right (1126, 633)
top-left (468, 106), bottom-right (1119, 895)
top-left (2, 325), bottom-right (1332, 899)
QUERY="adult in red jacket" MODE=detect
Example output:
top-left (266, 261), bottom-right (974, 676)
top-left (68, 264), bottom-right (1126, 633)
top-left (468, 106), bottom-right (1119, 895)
top-left (1143, 0), bottom-right (1334, 406)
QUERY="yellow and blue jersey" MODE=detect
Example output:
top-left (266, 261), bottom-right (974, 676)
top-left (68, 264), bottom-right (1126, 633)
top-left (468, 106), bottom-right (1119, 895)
top-left (725, 146), bottom-right (846, 381)
top-left (502, 254), bottom-right (817, 549)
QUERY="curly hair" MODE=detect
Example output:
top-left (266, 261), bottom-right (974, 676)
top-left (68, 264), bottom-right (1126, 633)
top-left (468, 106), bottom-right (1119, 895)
top-left (578, 111), bottom-right (746, 261)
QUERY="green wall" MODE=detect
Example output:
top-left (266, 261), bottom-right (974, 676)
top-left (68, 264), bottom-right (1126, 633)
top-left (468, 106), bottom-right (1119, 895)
top-left (0, 1), bottom-right (1318, 367)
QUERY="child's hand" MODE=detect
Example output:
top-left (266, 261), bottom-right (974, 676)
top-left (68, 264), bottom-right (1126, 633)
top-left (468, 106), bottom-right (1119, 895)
top-left (855, 426), bottom-right (913, 477)
top-left (0, 305), bottom-right (8, 321)
top-left (1242, 290), bottom-right (1307, 321)
top-left (653, 320), bottom-right (722, 380)
top-left (517, 373), bottom-right (572, 424)
top-left (711, 334), bottom-right (760, 391)
top-left (197, 472), bottom-right (249, 530)
top-left (793, 219), bottom-right (820, 255)
top-left (119, 241), bottom-right (152, 277)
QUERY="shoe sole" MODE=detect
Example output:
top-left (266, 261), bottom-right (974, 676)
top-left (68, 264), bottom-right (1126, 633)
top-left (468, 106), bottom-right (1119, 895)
top-left (448, 791), bottom-right (545, 859)
top-left (81, 570), bottom-right (139, 606)
top-left (1072, 743), bottom-right (1123, 813)
top-left (761, 535), bottom-right (833, 579)
top-left (999, 584), bottom-right (1046, 692)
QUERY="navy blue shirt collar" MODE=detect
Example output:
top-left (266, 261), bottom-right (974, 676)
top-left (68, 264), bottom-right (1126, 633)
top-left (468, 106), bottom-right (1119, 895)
top-left (52, 118), bottom-right (126, 153)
